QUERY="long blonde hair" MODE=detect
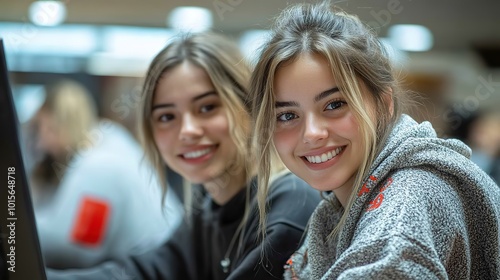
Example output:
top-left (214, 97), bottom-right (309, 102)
top-left (32, 80), bottom-right (97, 186)
top-left (250, 1), bottom-right (405, 239)
top-left (138, 32), bottom-right (256, 210)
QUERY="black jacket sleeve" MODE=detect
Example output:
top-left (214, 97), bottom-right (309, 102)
top-left (227, 172), bottom-right (321, 280)
top-left (47, 173), bottom-right (320, 280)
top-left (47, 219), bottom-right (198, 280)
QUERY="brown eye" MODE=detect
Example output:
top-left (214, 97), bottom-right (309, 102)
top-left (158, 114), bottom-right (174, 122)
top-left (200, 104), bottom-right (216, 113)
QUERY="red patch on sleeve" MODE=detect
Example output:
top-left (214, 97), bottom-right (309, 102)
top-left (71, 196), bottom-right (110, 247)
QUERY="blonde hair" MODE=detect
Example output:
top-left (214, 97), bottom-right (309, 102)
top-left (250, 2), bottom-right (406, 239)
top-left (32, 80), bottom-right (97, 185)
top-left (138, 32), bottom-right (256, 209)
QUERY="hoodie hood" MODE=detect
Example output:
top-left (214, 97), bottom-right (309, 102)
top-left (286, 114), bottom-right (500, 280)
top-left (369, 114), bottom-right (471, 182)
top-left (338, 114), bottom-right (498, 255)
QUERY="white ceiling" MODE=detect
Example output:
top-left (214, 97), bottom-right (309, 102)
top-left (1, 0), bottom-right (500, 52)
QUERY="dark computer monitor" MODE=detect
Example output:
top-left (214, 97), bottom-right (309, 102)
top-left (0, 38), bottom-right (47, 280)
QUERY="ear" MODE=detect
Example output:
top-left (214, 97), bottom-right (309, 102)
top-left (383, 87), bottom-right (394, 117)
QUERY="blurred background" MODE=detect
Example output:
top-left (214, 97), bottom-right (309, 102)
top-left (2, 0), bottom-right (500, 134)
top-left (1, 0), bottom-right (499, 176)
top-left (1, 0), bottom-right (499, 272)
top-left (1, 0), bottom-right (499, 269)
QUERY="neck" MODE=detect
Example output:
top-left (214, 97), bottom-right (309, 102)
top-left (203, 168), bottom-right (247, 205)
top-left (333, 175), bottom-right (356, 208)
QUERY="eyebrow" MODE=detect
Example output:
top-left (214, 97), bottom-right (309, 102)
top-left (152, 91), bottom-right (217, 111)
top-left (274, 87), bottom-right (340, 108)
top-left (314, 87), bottom-right (340, 103)
top-left (275, 100), bottom-right (299, 108)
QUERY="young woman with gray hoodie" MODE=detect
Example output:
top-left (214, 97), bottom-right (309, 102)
top-left (250, 1), bottom-right (500, 279)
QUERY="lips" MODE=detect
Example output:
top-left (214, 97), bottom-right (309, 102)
top-left (303, 146), bottom-right (344, 164)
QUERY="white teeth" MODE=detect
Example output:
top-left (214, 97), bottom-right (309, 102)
top-left (305, 147), bottom-right (343, 164)
top-left (321, 154), bottom-right (328, 162)
top-left (183, 148), bottom-right (212, 159)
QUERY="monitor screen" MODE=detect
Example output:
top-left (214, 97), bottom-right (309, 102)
top-left (0, 38), bottom-right (47, 280)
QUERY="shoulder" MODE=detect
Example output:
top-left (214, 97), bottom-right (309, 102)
top-left (382, 167), bottom-right (459, 205)
top-left (60, 149), bottom-right (149, 198)
top-left (268, 171), bottom-right (321, 206)
top-left (356, 168), bottom-right (464, 243)
top-left (66, 141), bottom-right (145, 182)
top-left (367, 167), bottom-right (461, 215)
top-left (70, 122), bottom-right (143, 171)
top-left (265, 171), bottom-right (321, 229)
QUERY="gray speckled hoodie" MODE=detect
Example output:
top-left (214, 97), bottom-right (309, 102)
top-left (284, 114), bottom-right (500, 280)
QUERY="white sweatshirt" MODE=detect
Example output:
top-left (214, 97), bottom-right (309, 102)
top-left (35, 120), bottom-right (183, 269)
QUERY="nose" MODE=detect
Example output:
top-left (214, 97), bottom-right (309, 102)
top-left (303, 114), bottom-right (328, 144)
top-left (179, 114), bottom-right (203, 142)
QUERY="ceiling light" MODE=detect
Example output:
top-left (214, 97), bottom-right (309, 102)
top-left (167, 6), bottom-right (213, 33)
top-left (239, 29), bottom-right (270, 66)
top-left (388, 24), bottom-right (433, 52)
top-left (0, 23), bottom-right (97, 55)
top-left (29, 0), bottom-right (67, 27)
top-left (102, 26), bottom-right (173, 58)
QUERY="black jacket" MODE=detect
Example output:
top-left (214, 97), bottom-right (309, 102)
top-left (47, 172), bottom-right (321, 280)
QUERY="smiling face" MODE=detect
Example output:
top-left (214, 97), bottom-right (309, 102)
top-left (273, 53), bottom-right (368, 204)
top-left (151, 61), bottom-right (239, 187)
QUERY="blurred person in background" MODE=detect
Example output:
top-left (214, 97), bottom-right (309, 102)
top-left (30, 79), bottom-right (183, 269)
top-left (466, 109), bottom-right (500, 184)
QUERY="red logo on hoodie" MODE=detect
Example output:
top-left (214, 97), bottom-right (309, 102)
top-left (367, 177), bottom-right (393, 211)
top-left (357, 175), bottom-right (377, 197)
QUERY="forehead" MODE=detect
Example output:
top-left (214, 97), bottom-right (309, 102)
top-left (153, 61), bottom-right (215, 103)
top-left (274, 53), bottom-right (337, 100)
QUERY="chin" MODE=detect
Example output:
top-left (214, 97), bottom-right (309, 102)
top-left (306, 177), bottom-right (337, 192)
top-left (189, 171), bottom-right (224, 185)
top-left (310, 183), bottom-right (334, 192)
